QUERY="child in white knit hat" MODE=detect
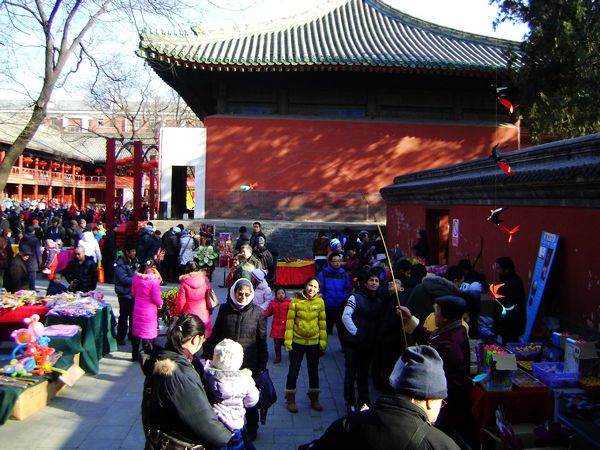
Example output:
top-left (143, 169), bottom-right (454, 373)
top-left (204, 339), bottom-right (260, 447)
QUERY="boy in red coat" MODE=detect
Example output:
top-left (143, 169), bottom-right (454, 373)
top-left (264, 287), bottom-right (291, 363)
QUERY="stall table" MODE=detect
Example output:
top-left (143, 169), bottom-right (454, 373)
top-left (0, 306), bottom-right (51, 341)
top-left (45, 304), bottom-right (117, 375)
top-left (471, 383), bottom-right (553, 436)
top-left (0, 332), bottom-right (83, 425)
top-left (276, 260), bottom-right (315, 286)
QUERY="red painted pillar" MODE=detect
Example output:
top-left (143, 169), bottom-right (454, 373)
top-left (149, 166), bottom-right (155, 221)
top-left (105, 139), bottom-right (116, 225)
top-left (133, 141), bottom-right (143, 222)
top-left (33, 158), bottom-right (39, 199)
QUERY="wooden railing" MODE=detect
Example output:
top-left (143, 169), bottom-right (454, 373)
top-left (8, 167), bottom-right (132, 189)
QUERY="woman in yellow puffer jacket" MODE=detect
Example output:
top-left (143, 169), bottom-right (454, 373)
top-left (284, 277), bottom-right (327, 413)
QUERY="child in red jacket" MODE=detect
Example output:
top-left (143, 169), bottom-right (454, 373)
top-left (264, 287), bottom-right (291, 363)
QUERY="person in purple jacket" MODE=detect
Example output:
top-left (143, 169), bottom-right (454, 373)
top-left (397, 295), bottom-right (478, 449)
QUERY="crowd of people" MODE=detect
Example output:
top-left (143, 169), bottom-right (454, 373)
top-left (0, 200), bottom-right (529, 449)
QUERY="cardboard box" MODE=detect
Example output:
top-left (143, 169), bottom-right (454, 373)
top-left (10, 380), bottom-right (49, 421)
top-left (564, 338), bottom-right (598, 376)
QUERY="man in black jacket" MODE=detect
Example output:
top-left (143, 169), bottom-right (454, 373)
top-left (63, 246), bottom-right (97, 293)
top-left (114, 243), bottom-right (139, 345)
top-left (300, 345), bottom-right (459, 450)
top-left (19, 226), bottom-right (43, 290)
top-left (492, 256), bottom-right (526, 344)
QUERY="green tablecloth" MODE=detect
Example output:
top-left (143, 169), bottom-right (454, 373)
top-left (45, 305), bottom-right (117, 375)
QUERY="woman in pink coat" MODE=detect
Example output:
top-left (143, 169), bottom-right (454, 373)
top-left (131, 259), bottom-right (163, 361)
top-left (175, 261), bottom-right (215, 337)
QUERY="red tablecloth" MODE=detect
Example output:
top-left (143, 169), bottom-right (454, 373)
top-left (0, 306), bottom-right (51, 340)
top-left (56, 249), bottom-right (75, 273)
top-left (471, 383), bottom-right (553, 435)
top-left (275, 260), bottom-right (315, 286)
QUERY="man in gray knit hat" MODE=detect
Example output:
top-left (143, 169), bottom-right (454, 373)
top-left (299, 345), bottom-right (459, 450)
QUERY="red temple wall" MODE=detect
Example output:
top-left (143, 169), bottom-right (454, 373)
top-left (204, 116), bottom-right (518, 220)
top-left (386, 203), bottom-right (600, 330)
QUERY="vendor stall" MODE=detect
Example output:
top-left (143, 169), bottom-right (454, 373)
top-left (44, 297), bottom-right (117, 375)
top-left (276, 259), bottom-right (315, 286)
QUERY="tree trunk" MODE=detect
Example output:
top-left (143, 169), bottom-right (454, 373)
top-left (0, 103), bottom-right (48, 197)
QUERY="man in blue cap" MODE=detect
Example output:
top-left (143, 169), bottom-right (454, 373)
top-left (299, 345), bottom-right (459, 449)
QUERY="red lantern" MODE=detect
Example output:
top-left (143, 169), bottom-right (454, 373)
top-left (52, 162), bottom-right (61, 170)
top-left (74, 166), bottom-right (81, 173)
top-left (126, 168), bottom-right (133, 175)
top-left (95, 168), bottom-right (103, 175)
top-left (64, 164), bottom-right (72, 170)
top-left (38, 161), bottom-right (48, 168)
top-left (23, 156), bottom-right (33, 166)
top-left (149, 160), bottom-right (159, 168)
top-left (142, 163), bottom-right (151, 171)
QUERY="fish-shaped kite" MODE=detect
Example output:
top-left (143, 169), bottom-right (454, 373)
top-left (489, 283), bottom-right (515, 318)
top-left (490, 144), bottom-right (515, 175)
top-left (499, 224), bottom-right (520, 243)
top-left (498, 97), bottom-right (515, 114)
top-left (487, 207), bottom-right (507, 225)
top-left (239, 182), bottom-right (259, 191)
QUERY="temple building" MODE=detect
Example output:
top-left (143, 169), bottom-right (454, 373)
top-left (138, 0), bottom-right (522, 221)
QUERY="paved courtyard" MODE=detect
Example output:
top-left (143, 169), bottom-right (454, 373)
top-left (0, 268), bottom-right (360, 450)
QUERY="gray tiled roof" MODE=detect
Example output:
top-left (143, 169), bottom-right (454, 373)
top-left (139, 0), bottom-right (520, 73)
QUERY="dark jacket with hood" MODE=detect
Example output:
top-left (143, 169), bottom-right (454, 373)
top-left (406, 276), bottom-right (460, 322)
top-left (142, 347), bottom-right (231, 448)
top-left (305, 395), bottom-right (459, 450)
top-left (19, 232), bottom-right (42, 272)
top-left (114, 254), bottom-right (138, 298)
top-left (203, 280), bottom-right (268, 374)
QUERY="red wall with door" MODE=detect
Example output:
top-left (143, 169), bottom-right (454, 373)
top-left (204, 116), bottom-right (518, 220)
top-left (386, 203), bottom-right (600, 330)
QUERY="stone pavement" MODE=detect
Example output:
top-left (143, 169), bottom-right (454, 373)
top-left (0, 268), bottom-right (367, 450)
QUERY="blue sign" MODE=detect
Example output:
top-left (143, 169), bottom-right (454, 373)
top-left (523, 231), bottom-right (559, 341)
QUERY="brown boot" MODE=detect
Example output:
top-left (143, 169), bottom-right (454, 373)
top-left (285, 389), bottom-right (298, 413)
top-left (308, 389), bottom-right (323, 411)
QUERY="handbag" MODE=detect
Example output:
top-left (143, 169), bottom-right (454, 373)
top-left (146, 428), bottom-right (204, 450)
top-left (207, 288), bottom-right (219, 309)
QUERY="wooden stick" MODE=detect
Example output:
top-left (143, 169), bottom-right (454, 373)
top-left (376, 224), bottom-right (408, 349)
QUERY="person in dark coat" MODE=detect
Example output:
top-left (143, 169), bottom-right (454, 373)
top-left (141, 314), bottom-right (232, 449)
top-left (413, 229), bottom-right (429, 261)
top-left (102, 223), bottom-right (118, 284)
top-left (342, 267), bottom-right (386, 412)
top-left (253, 236), bottom-right (274, 284)
top-left (114, 243), bottom-right (139, 345)
top-left (492, 256), bottom-right (526, 344)
top-left (63, 246), bottom-right (98, 293)
top-left (8, 248), bottom-right (32, 292)
top-left (299, 345), bottom-right (459, 450)
top-left (19, 226), bottom-right (42, 290)
top-left (44, 217), bottom-right (65, 244)
top-left (234, 226), bottom-right (250, 252)
top-left (161, 226), bottom-right (180, 283)
top-left (203, 278), bottom-right (268, 442)
top-left (406, 266), bottom-right (464, 323)
top-left (398, 296), bottom-right (477, 448)
top-left (248, 221), bottom-right (266, 249)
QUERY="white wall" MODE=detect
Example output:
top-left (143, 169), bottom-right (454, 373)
top-left (159, 127), bottom-right (207, 219)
